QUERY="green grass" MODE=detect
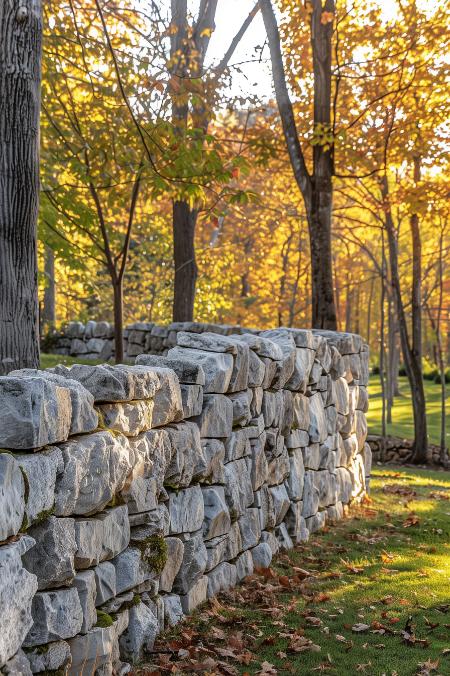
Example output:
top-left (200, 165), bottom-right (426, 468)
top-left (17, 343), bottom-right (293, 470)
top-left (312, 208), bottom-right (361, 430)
top-left (367, 376), bottom-right (448, 447)
top-left (140, 467), bottom-right (450, 675)
top-left (40, 353), bottom-right (104, 369)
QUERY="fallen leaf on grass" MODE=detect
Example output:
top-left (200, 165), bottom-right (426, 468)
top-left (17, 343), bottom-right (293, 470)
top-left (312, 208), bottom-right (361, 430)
top-left (257, 661), bottom-right (277, 675)
top-left (403, 513), bottom-right (420, 528)
top-left (352, 623), bottom-right (370, 633)
top-left (341, 558), bottom-right (365, 574)
top-left (356, 663), bottom-right (372, 673)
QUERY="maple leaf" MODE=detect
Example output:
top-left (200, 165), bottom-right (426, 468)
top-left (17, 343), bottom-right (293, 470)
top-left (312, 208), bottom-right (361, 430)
top-left (257, 661), bottom-right (277, 675)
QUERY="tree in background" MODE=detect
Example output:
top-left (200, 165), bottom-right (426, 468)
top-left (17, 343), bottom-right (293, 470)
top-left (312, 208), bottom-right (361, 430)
top-left (261, 0), bottom-right (337, 329)
top-left (0, 1), bottom-right (42, 373)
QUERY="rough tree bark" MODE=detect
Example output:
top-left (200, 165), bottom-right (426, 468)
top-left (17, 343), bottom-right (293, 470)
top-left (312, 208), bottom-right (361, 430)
top-left (170, 1), bottom-right (259, 322)
top-left (381, 173), bottom-right (428, 463)
top-left (42, 245), bottom-right (56, 328)
top-left (0, 0), bottom-right (42, 373)
top-left (261, 0), bottom-right (337, 329)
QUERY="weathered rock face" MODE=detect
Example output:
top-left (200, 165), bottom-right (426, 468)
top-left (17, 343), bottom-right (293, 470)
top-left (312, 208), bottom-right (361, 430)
top-left (0, 377), bottom-right (72, 449)
top-left (1, 325), bottom-right (369, 672)
top-left (54, 431), bottom-right (132, 516)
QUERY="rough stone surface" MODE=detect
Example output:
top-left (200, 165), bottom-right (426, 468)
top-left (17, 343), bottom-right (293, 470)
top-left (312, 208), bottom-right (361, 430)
top-left (251, 542), bottom-right (273, 569)
top-left (163, 594), bottom-right (184, 628)
top-left (0, 454), bottom-right (25, 541)
top-left (23, 516), bottom-right (77, 590)
top-left (0, 377), bottom-right (72, 449)
top-left (74, 506), bottom-right (130, 569)
top-left (72, 570), bottom-right (97, 634)
top-left (97, 400), bottom-right (154, 437)
top-left (0, 537), bottom-right (38, 666)
top-left (169, 487), bottom-right (204, 534)
top-left (24, 588), bottom-right (84, 647)
top-left (180, 384), bottom-right (204, 418)
top-left (159, 538), bottom-right (184, 593)
top-left (202, 486), bottom-right (231, 540)
top-left (180, 576), bottom-right (208, 614)
top-left (173, 532), bottom-right (208, 595)
top-left (168, 347), bottom-right (233, 393)
top-left (26, 640), bottom-right (71, 674)
top-left (150, 367), bottom-right (184, 427)
top-left (51, 364), bottom-right (160, 402)
top-left (136, 354), bottom-right (205, 385)
top-left (224, 458), bottom-right (253, 519)
top-left (193, 394), bottom-right (233, 438)
top-left (207, 562), bottom-right (237, 598)
top-left (55, 431), bottom-right (131, 516)
top-left (119, 603), bottom-right (158, 662)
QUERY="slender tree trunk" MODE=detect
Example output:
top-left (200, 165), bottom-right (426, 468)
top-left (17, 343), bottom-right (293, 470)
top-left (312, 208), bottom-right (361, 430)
top-left (172, 201), bottom-right (198, 322)
top-left (345, 279), bottom-right (352, 333)
top-left (366, 276), bottom-right (375, 348)
top-left (113, 279), bottom-right (124, 364)
top-left (260, 0), bottom-right (337, 329)
top-left (381, 175), bottom-right (428, 463)
top-left (379, 236), bottom-right (387, 461)
top-left (42, 245), bottom-right (56, 329)
top-left (0, 0), bottom-right (42, 374)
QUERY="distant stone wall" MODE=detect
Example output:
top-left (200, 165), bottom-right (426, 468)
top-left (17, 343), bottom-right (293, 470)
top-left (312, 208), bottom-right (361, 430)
top-left (1, 327), bottom-right (370, 674)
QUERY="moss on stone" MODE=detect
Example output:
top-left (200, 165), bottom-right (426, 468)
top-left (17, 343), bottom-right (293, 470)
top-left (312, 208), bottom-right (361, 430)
top-left (35, 505), bottom-right (55, 524)
top-left (95, 610), bottom-right (114, 628)
top-left (132, 593), bottom-right (141, 606)
top-left (137, 534), bottom-right (168, 574)
top-left (19, 466), bottom-right (30, 504)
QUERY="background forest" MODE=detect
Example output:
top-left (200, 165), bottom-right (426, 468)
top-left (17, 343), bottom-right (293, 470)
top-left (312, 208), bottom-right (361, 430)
top-left (37, 0), bottom-right (449, 456)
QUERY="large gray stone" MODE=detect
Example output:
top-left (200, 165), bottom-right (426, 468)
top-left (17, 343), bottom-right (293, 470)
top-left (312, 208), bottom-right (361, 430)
top-left (224, 458), bottom-right (253, 519)
top-left (224, 428), bottom-right (251, 463)
top-left (119, 603), bottom-right (158, 662)
top-left (202, 439), bottom-right (225, 484)
top-left (302, 471), bottom-right (320, 519)
top-left (179, 575), bottom-right (208, 614)
top-left (169, 486), bottom-right (204, 534)
top-left (11, 369), bottom-right (98, 435)
top-left (286, 348), bottom-right (315, 393)
top-left (202, 486), bottom-right (231, 540)
top-left (292, 393), bottom-right (310, 430)
top-left (165, 422), bottom-right (207, 487)
top-left (168, 346), bottom-right (233, 393)
top-left (93, 561), bottom-right (117, 606)
top-left (173, 532), bottom-right (207, 595)
top-left (193, 394), bottom-right (233, 438)
top-left (269, 483), bottom-right (290, 525)
top-left (308, 393), bottom-right (328, 444)
top-left (180, 384), bottom-right (204, 418)
top-left (26, 640), bottom-right (71, 674)
top-left (163, 594), bottom-right (184, 628)
top-left (1, 649), bottom-right (32, 675)
top-left (285, 501), bottom-right (309, 543)
top-left (315, 470), bottom-right (337, 508)
top-left (302, 444), bottom-right (320, 470)
top-left (177, 331), bottom-right (238, 354)
top-left (55, 431), bottom-right (131, 516)
top-left (206, 562), bottom-right (237, 598)
top-left (333, 377), bottom-right (350, 415)
top-left (124, 428), bottom-right (171, 511)
top-left (97, 400), bottom-right (154, 437)
top-left (254, 484), bottom-right (276, 530)
top-left (128, 504), bottom-right (170, 533)
top-left (24, 588), bottom-right (83, 647)
top-left (72, 570), bottom-right (97, 634)
top-left (136, 353), bottom-right (205, 385)
top-left (238, 508), bottom-right (261, 550)
top-left (0, 454), bottom-right (25, 541)
top-left (67, 609), bottom-right (129, 676)
top-left (150, 367), bottom-right (183, 427)
top-left (0, 377), bottom-right (71, 449)
top-left (260, 329), bottom-right (296, 388)
top-left (250, 433), bottom-right (268, 490)
top-left (50, 364), bottom-right (160, 402)
top-left (74, 506), bottom-right (130, 569)
top-left (285, 448), bottom-right (304, 501)
top-left (16, 447), bottom-right (63, 527)
top-left (159, 538), bottom-right (184, 592)
top-left (112, 547), bottom-right (157, 596)
top-left (228, 390), bottom-right (252, 427)
top-left (0, 537), bottom-right (38, 666)
top-left (251, 542), bottom-right (272, 569)
top-left (23, 516), bottom-right (76, 590)
top-left (261, 390), bottom-right (284, 428)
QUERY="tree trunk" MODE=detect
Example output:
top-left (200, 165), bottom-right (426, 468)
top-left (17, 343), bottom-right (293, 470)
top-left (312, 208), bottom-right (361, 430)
top-left (172, 201), bottom-right (198, 322)
top-left (260, 0), bottom-right (337, 329)
top-left (0, 0), bottom-right (42, 374)
top-left (381, 175), bottom-right (428, 463)
top-left (42, 245), bottom-right (56, 329)
top-left (113, 280), bottom-right (124, 364)
top-left (379, 235), bottom-right (387, 461)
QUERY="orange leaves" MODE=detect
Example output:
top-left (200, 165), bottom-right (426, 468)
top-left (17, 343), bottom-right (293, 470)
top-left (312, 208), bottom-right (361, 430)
top-left (403, 513), bottom-right (420, 528)
top-left (320, 11), bottom-right (335, 24)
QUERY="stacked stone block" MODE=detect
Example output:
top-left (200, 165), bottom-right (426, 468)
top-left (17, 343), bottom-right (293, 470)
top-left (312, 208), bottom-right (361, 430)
top-left (1, 327), bottom-right (370, 674)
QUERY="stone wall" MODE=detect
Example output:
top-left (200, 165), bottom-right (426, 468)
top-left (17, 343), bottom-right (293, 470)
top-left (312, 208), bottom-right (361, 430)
top-left (1, 327), bottom-right (371, 675)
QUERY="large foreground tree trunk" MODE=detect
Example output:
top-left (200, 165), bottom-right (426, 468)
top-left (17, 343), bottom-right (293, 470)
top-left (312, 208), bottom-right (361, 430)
top-left (0, 0), bottom-right (42, 374)
top-left (172, 201), bottom-right (198, 322)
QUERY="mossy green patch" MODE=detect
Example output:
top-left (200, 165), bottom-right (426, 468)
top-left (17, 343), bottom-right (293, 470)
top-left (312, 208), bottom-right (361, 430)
top-left (137, 534), bottom-right (168, 574)
top-left (95, 610), bottom-right (114, 628)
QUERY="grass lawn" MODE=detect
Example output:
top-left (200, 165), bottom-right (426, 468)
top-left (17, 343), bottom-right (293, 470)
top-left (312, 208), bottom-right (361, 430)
top-left (367, 376), bottom-right (448, 447)
top-left (40, 353), bottom-right (104, 369)
top-left (137, 466), bottom-right (450, 676)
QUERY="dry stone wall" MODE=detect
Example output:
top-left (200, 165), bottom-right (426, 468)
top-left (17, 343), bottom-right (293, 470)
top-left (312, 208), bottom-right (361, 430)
top-left (1, 327), bottom-right (370, 675)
